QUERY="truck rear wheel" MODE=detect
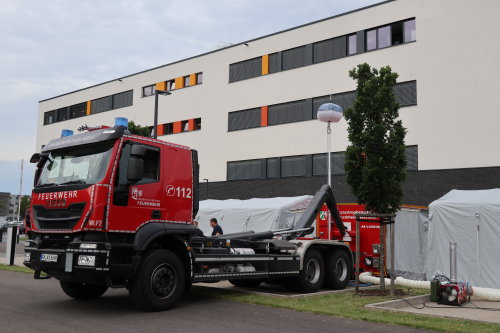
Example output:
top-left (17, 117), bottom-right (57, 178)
top-left (324, 249), bottom-right (352, 290)
top-left (229, 279), bottom-right (262, 288)
top-left (129, 249), bottom-right (185, 311)
top-left (59, 281), bottom-right (108, 300)
top-left (286, 249), bottom-right (324, 293)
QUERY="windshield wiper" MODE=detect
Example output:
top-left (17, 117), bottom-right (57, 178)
top-left (59, 180), bottom-right (87, 185)
top-left (37, 183), bottom-right (58, 188)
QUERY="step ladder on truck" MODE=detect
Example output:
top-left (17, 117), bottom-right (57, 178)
top-left (23, 118), bottom-right (353, 311)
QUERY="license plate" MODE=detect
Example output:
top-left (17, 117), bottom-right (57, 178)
top-left (40, 253), bottom-right (58, 263)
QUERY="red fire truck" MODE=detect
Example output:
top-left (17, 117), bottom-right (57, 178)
top-left (24, 119), bottom-right (354, 311)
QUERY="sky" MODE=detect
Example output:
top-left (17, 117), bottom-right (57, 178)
top-left (0, 0), bottom-right (383, 195)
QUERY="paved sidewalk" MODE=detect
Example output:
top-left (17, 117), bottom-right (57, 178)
top-left (368, 295), bottom-right (500, 325)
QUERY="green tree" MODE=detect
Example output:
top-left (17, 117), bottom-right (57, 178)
top-left (128, 121), bottom-right (152, 137)
top-left (344, 63), bottom-right (407, 214)
top-left (20, 195), bottom-right (30, 217)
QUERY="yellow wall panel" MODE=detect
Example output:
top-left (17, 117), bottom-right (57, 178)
top-left (86, 101), bottom-right (91, 115)
top-left (156, 81), bottom-right (167, 91)
top-left (190, 73), bottom-right (197, 86)
top-left (175, 77), bottom-right (184, 89)
top-left (262, 54), bottom-right (269, 75)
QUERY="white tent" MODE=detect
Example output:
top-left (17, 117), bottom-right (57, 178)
top-left (195, 196), bottom-right (313, 236)
top-left (425, 189), bottom-right (500, 288)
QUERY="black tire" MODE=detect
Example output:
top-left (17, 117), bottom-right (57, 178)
top-left (59, 281), bottom-right (108, 300)
top-left (229, 279), bottom-right (262, 288)
top-left (286, 249), bottom-right (324, 293)
top-left (324, 249), bottom-right (352, 290)
top-left (129, 249), bottom-right (185, 311)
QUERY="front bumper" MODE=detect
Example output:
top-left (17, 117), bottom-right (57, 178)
top-left (24, 241), bottom-right (136, 283)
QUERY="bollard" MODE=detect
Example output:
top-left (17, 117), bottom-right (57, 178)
top-left (6, 226), bottom-right (18, 266)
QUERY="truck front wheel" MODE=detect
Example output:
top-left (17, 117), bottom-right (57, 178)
top-left (129, 249), bottom-right (185, 311)
top-left (60, 281), bottom-right (108, 300)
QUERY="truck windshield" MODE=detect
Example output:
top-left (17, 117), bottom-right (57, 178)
top-left (37, 142), bottom-right (114, 187)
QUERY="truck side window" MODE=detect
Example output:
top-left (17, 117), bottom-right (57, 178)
top-left (140, 149), bottom-right (160, 183)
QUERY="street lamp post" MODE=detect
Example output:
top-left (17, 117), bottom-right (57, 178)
top-left (153, 89), bottom-right (171, 139)
top-left (317, 102), bottom-right (343, 240)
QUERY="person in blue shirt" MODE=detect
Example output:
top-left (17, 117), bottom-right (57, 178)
top-left (210, 218), bottom-right (223, 236)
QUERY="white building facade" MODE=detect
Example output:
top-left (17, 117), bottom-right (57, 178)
top-left (36, 0), bottom-right (500, 205)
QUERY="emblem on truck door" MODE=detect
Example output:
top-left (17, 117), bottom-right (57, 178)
top-left (131, 187), bottom-right (143, 200)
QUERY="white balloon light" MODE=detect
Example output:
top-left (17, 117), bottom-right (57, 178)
top-left (317, 103), bottom-right (343, 123)
top-left (317, 101), bottom-right (342, 241)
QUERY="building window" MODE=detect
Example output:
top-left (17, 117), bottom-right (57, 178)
top-left (112, 90), bottom-right (133, 109)
top-left (194, 118), bottom-right (201, 130)
top-left (313, 152), bottom-right (346, 176)
top-left (56, 107), bottom-right (68, 122)
top-left (282, 45), bottom-right (307, 71)
top-left (405, 145), bottom-right (418, 170)
top-left (167, 80), bottom-right (175, 91)
top-left (348, 34), bottom-right (357, 55)
top-left (394, 80), bottom-right (417, 106)
top-left (184, 75), bottom-right (191, 87)
top-left (313, 38), bottom-right (334, 63)
top-left (228, 108), bottom-right (261, 131)
top-left (143, 85), bottom-right (156, 97)
top-left (69, 102), bottom-right (87, 119)
top-left (377, 25), bottom-right (391, 49)
top-left (227, 160), bottom-right (263, 180)
top-left (164, 123), bottom-right (173, 135)
top-left (229, 57), bottom-right (262, 83)
top-left (404, 19), bottom-right (416, 42)
top-left (391, 21), bottom-right (404, 46)
top-left (366, 29), bottom-right (377, 51)
top-left (266, 158), bottom-right (280, 178)
top-left (281, 155), bottom-right (308, 178)
top-left (196, 73), bottom-right (203, 84)
top-left (43, 111), bottom-right (55, 125)
top-left (268, 99), bottom-right (311, 126)
top-left (91, 96), bottom-right (113, 114)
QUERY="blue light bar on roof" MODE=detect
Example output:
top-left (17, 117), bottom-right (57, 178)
top-left (114, 117), bottom-right (128, 129)
top-left (61, 129), bottom-right (74, 137)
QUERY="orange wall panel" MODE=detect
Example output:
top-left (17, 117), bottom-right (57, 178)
top-left (261, 106), bottom-right (268, 126)
top-left (261, 54), bottom-right (269, 75)
top-left (188, 119), bottom-right (195, 131)
top-left (173, 121), bottom-right (182, 133)
top-left (175, 77), bottom-right (184, 89)
top-left (157, 124), bottom-right (165, 136)
top-left (189, 74), bottom-right (197, 86)
top-left (86, 101), bottom-right (91, 115)
top-left (156, 81), bottom-right (167, 91)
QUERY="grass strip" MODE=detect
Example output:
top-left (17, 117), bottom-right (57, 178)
top-left (192, 286), bottom-right (500, 333)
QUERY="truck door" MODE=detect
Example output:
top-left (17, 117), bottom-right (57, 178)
top-left (108, 141), bottom-right (165, 232)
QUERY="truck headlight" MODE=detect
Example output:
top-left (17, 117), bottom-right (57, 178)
top-left (77, 255), bottom-right (96, 266)
top-left (24, 252), bottom-right (30, 262)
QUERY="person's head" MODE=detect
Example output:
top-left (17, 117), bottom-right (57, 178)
top-left (210, 218), bottom-right (218, 228)
top-left (193, 221), bottom-right (199, 228)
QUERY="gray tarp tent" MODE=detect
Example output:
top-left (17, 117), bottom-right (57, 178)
top-left (425, 189), bottom-right (500, 288)
top-left (387, 208), bottom-right (429, 280)
top-left (195, 196), bottom-right (313, 236)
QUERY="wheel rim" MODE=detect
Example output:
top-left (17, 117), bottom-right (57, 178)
top-left (335, 257), bottom-right (348, 281)
top-left (150, 263), bottom-right (176, 299)
top-left (306, 258), bottom-right (321, 284)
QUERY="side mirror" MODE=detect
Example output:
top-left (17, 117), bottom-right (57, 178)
top-left (30, 153), bottom-right (41, 163)
top-left (130, 144), bottom-right (147, 157)
top-left (127, 157), bottom-right (144, 182)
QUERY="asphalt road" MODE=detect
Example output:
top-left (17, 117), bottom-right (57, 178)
top-left (0, 270), bottom-right (432, 333)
